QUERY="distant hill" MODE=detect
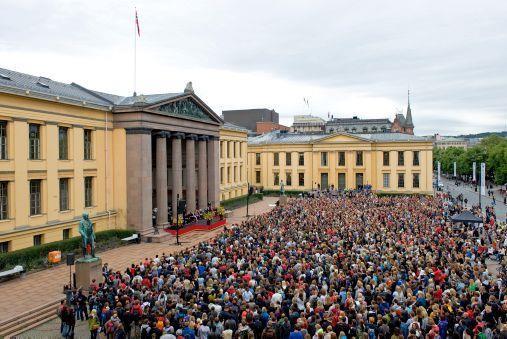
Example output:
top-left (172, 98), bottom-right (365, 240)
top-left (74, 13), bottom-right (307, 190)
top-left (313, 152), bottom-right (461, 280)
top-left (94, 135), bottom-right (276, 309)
top-left (455, 131), bottom-right (507, 139)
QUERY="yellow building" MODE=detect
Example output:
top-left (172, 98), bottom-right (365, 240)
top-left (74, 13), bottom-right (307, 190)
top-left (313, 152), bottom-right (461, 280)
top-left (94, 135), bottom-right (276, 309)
top-left (247, 131), bottom-right (433, 194)
top-left (219, 122), bottom-right (248, 201)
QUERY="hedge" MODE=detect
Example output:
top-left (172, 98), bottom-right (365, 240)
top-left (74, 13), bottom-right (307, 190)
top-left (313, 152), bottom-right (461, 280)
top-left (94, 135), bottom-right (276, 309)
top-left (0, 229), bottom-right (135, 272)
top-left (221, 193), bottom-right (263, 210)
top-left (261, 189), bottom-right (307, 197)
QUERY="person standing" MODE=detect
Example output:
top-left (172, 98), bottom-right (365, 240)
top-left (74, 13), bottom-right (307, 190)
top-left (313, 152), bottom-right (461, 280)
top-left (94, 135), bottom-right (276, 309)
top-left (88, 309), bottom-right (100, 339)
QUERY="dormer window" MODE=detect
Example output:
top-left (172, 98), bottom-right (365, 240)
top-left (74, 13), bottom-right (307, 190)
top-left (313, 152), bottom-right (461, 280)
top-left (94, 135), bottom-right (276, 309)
top-left (36, 77), bottom-right (50, 88)
top-left (0, 73), bottom-right (11, 80)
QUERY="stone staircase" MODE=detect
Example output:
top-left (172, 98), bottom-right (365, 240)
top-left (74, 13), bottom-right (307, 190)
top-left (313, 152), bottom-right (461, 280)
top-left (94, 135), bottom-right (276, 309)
top-left (0, 299), bottom-right (60, 338)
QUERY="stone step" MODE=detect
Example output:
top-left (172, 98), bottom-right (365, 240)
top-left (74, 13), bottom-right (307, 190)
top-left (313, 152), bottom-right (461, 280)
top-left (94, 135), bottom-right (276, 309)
top-left (0, 299), bottom-right (60, 333)
top-left (0, 306), bottom-right (58, 338)
top-left (143, 232), bottom-right (174, 243)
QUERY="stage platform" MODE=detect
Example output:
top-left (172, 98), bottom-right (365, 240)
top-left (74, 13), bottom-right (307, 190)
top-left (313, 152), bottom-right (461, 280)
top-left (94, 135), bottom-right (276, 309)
top-left (164, 218), bottom-right (226, 236)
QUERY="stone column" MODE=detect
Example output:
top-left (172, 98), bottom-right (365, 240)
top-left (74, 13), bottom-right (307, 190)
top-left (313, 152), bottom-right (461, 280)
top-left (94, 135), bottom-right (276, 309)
top-left (125, 127), bottom-right (153, 233)
top-left (207, 136), bottom-right (220, 208)
top-left (171, 133), bottom-right (184, 222)
top-left (185, 134), bottom-right (197, 212)
top-left (155, 131), bottom-right (170, 227)
top-left (197, 136), bottom-right (208, 209)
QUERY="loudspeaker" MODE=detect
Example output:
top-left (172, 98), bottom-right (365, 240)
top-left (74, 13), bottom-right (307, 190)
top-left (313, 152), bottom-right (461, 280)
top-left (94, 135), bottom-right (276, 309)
top-left (66, 253), bottom-right (75, 266)
top-left (177, 200), bottom-right (187, 214)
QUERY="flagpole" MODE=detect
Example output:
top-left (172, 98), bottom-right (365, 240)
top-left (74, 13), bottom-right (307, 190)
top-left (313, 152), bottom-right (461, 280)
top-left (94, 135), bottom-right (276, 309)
top-left (134, 7), bottom-right (137, 96)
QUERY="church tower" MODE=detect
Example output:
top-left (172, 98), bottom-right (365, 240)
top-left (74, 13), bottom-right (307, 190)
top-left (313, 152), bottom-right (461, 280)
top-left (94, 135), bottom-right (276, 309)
top-left (404, 90), bottom-right (414, 135)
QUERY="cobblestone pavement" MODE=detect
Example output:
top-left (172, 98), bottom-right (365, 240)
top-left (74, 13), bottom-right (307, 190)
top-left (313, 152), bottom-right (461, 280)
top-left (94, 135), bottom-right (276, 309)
top-left (0, 197), bottom-right (279, 326)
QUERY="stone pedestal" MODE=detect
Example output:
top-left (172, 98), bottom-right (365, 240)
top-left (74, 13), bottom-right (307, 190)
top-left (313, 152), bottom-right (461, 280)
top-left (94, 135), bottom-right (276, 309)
top-left (75, 257), bottom-right (102, 289)
top-left (279, 195), bottom-right (288, 206)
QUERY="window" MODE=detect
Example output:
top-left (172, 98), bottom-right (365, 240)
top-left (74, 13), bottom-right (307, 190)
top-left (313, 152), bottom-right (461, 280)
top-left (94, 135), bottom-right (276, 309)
top-left (84, 129), bottom-right (93, 160)
top-left (298, 152), bottom-right (304, 166)
top-left (63, 228), bottom-right (71, 240)
top-left (233, 142), bottom-right (237, 158)
top-left (321, 152), bottom-right (328, 166)
top-left (273, 152), bottom-right (279, 166)
top-left (239, 142), bottom-right (243, 157)
top-left (383, 152), bottom-right (390, 166)
top-left (255, 170), bottom-right (261, 183)
top-left (33, 234), bottom-right (43, 246)
top-left (286, 172), bottom-right (292, 186)
top-left (413, 151), bottom-right (420, 166)
top-left (0, 181), bottom-right (7, 220)
top-left (383, 173), bottom-right (390, 188)
top-left (226, 142), bottom-right (229, 158)
top-left (273, 172), bottom-right (279, 186)
top-left (398, 151), bottom-right (405, 166)
top-left (59, 126), bottom-right (68, 160)
top-left (233, 166), bottom-right (237, 182)
top-left (220, 167), bottom-right (224, 184)
top-left (381, 126), bottom-right (387, 132)
top-left (255, 153), bottom-right (261, 165)
top-left (0, 241), bottom-right (9, 253)
top-left (356, 151), bottom-right (363, 166)
top-left (338, 152), bottom-right (345, 166)
top-left (398, 173), bottom-right (405, 188)
top-left (30, 179), bottom-right (42, 215)
top-left (240, 165), bottom-right (244, 181)
top-left (0, 121), bottom-right (7, 160)
top-left (29, 124), bottom-right (41, 160)
top-left (59, 178), bottom-right (69, 211)
top-left (298, 172), bottom-right (305, 186)
top-left (372, 127), bottom-right (377, 132)
top-left (286, 152), bottom-right (291, 166)
top-left (413, 173), bottom-right (420, 188)
top-left (363, 127), bottom-right (368, 133)
top-left (351, 127), bottom-right (357, 133)
top-left (84, 176), bottom-right (93, 207)
top-left (338, 173), bottom-right (346, 189)
top-left (355, 173), bottom-right (364, 189)
top-left (227, 167), bottom-right (231, 183)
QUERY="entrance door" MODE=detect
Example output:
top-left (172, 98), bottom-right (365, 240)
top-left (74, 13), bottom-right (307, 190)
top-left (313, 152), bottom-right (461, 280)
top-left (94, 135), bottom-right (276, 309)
top-left (321, 173), bottom-right (329, 189)
top-left (338, 173), bottom-right (346, 190)
top-left (355, 173), bottom-right (364, 189)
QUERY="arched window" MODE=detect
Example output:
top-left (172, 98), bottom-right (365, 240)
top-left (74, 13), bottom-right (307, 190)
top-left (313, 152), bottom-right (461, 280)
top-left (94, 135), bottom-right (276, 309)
top-left (344, 127), bottom-right (349, 132)
top-left (372, 126), bottom-right (377, 132)
top-left (363, 127), bottom-right (368, 133)
top-left (381, 126), bottom-right (387, 132)
top-left (351, 127), bottom-right (357, 133)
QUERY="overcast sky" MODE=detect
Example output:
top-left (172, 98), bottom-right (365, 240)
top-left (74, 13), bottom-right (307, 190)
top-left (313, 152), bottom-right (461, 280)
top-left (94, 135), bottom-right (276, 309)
top-left (1, 0), bottom-right (506, 135)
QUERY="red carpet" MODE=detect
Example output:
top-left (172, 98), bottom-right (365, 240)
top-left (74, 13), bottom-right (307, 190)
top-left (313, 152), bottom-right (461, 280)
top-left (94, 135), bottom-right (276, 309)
top-left (164, 219), bottom-right (227, 235)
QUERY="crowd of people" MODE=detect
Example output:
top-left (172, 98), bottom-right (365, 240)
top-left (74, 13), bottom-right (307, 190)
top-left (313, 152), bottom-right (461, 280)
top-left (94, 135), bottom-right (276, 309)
top-left (58, 191), bottom-right (506, 338)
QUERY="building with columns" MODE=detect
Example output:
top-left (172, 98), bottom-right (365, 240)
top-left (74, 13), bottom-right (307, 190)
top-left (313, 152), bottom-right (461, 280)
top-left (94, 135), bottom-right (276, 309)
top-left (219, 122), bottom-right (248, 201)
top-left (0, 67), bottom-right (224, 251)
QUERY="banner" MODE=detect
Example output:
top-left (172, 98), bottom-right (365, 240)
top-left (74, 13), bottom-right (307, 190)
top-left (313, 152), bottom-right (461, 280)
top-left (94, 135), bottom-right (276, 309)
top-left (437, 161), bottom-right (441, 184)
top-left (453, 162), bottom-right (457, 177)
top-left (480, 163), bottom-right (486, 196)
top-left (472, 162), bottom-right (476, 182)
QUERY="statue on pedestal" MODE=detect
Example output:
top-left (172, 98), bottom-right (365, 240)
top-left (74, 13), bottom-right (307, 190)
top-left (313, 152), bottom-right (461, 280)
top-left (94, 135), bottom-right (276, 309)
top-left (78, 212), bottom-right (95, 258)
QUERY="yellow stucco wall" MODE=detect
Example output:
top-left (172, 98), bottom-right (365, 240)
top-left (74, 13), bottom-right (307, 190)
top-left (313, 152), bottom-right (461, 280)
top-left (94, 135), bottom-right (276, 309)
top-left (219, 127), bottom-right (248, 201)
top-left (0, 93), bottom-right (127, 251)
top-left (247, 134), bottom-right (433, 194)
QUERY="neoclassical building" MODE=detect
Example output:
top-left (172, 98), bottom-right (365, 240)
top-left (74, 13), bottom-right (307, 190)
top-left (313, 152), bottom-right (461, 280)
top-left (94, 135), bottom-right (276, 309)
top-left (0, 67), bottom-right (226, 251)
top-left (219, 122), bottom-right (248, 201)
top-left (247, 131), bottom-right (433, 194)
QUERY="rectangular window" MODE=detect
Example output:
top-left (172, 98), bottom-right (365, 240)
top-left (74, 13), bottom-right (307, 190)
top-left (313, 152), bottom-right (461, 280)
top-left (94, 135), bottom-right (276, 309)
top-left (220, 167), bottom-right (224, 184)
top-left (233, 142), bottom-right (237, 158)
top-left (239, 142), bottom-right (243, 158)
top-left (29, 124), bottom-right (41, 160)
top-left (33, 234), bottom-right (43, 246)
top-left (321, 152), bottom-right (328, 166)
top-left (0, 241), bottom-right (9, 253)
top-left (226, 142), bottom-right (229, 158)
top-left (338, 152), bottom-right (345, 166)
top-left (59, 178), bottom-right (69, 211)
top-left (286, 152), bottom-right (291, 166)
top-left (233, 166), bottom-right (237, 182)
top-left (63, 228), bottom-right (71, 240)
top-left (356, 173), bottom-right (364, 189)
top-left (286, 172), bottom-right (292, 186)
top-left (383, 152), bottom-right (390, 166)
top-left (383, 173), bottom-right (390, 188)
top-left (59, 126), bottom-right (68, 160)
top-left (84, 129), bottom-right (93, 160)
top-left (240, 165), bottom-right (244, 181)
top-left (255, 153), bottom-right (261, 165)
top-left (0, 181), bottom-right (7, 220)
top-left (338, 173), bottom-right (346, 189)
top-left (84, 176), bottom-right (93, 207)
top-left (298, 152), bottom-right (304, 166)
top-left (0, 121), bottom-right (7, 160)
top-left (413, 173), bottom-right (420, 188)
top-left (413, 151), bottom-right (420, 166)
top-left (255, 170), bottom-right (261, 183)
top-left (227, 167), bottom-right (231, 183)
top-left (398, 151), bottom-right (405, 166)
top-left (30, 179), bottom-right (41, 215)
top-left (356, 151), bottom-right (363, 166)
top-left (273, 152), bottom-right (279, 166)
top-left (273, 172), bottom-right (279, 186)
top-left (298, 172), bottom-right (305, 186)
top-left (398, 173), bottom-right (405, 188)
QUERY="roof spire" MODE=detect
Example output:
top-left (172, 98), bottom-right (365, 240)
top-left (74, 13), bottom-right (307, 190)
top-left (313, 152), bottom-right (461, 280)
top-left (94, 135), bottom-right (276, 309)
top-left (405, 89), bottom-right (414, 127)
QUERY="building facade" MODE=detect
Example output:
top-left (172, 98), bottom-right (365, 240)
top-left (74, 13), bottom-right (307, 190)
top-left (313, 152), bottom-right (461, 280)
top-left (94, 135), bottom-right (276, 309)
top-left (219, 122), bottom-right (248, 201)
top-left (432, 134), bottom-right (468, 149)
top-left (291, 115), bottom-right (326, 133)
top-left (222, 108), bottom-right (278, 131)
top-left (247, 131), bottom-right (433, 194)
top-left (325, 117), bottom-right (392, 134)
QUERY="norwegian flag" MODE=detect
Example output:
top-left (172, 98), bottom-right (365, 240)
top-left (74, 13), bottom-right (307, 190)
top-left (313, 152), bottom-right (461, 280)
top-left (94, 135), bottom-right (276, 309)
top-left (135, 9), bottom-right (141, 37)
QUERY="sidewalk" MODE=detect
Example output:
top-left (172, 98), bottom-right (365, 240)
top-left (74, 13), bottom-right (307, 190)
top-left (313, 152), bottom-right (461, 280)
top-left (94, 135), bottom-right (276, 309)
top-left (0, 196), bottom-right (278, 323)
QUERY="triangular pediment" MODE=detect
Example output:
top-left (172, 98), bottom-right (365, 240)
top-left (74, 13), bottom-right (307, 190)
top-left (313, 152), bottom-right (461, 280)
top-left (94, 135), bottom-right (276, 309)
top-left (317, 132), bottom-right (371, 143)
top-left (146, 94), bottom-right (223, 124)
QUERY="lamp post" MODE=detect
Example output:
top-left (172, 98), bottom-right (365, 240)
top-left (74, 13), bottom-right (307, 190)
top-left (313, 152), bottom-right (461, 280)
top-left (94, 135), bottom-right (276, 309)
top-left (175, 194), bottom-right (181, 245)
top-left (246, 183), bottom-right (251, 217)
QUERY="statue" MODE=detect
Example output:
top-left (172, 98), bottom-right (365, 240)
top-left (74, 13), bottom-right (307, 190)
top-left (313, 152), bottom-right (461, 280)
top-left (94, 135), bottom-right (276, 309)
top-left (280, 180), bottom-right (285, 196)
top-left (78, 212), bottom-right (95, 258)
